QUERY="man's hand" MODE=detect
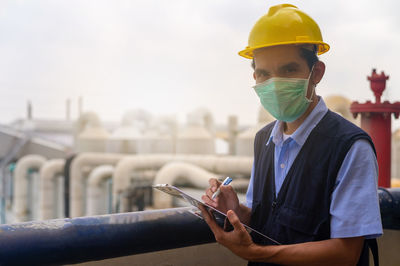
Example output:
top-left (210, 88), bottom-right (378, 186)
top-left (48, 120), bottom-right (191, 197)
top-left (199, 203), bottom-right (364, 265)
top-left (201, 178), bottom-right (240, 215)
top-left (199, 205), bottom-right (257, 261)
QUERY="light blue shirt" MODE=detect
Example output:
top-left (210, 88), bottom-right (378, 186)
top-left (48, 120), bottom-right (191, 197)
top-left (246, 97), bottom-right (383, 239)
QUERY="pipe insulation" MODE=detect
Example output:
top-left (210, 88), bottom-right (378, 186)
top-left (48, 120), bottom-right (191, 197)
top-left (0, 188), bottom-right (399, 265)
top-left (69, 153), bottom-right (252, 217)
top-left (13, 154), bottom-right (47, 222)
top-left (0, 207), bottom-right (216, 265)
top-left (69, 153), bottom-right (125, 217)
top-left (39, 159), bottom-right (65, 220)
top-left (153, 162), bottom-right (218, 209)
top-left (111, 154), bottom-right (252, 214)
top-left (86, 165), bottom-right (114, 216)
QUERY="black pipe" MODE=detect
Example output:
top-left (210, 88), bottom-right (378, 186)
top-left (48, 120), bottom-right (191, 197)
top-left (378, 187), bottom-right (400, 230)
top-left (63, 154), bottom-right (76, 218)
top-left (0, 207), bottom-right (215, 265)
top-left (0, 188), bottom-right (398, 265)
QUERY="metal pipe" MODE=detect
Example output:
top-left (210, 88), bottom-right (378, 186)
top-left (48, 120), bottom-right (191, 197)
top-left (13, 154), bottom-right (47, 222)
top-left (63, 154), bottom-right (76, 218)
top-left (378, 187), bottom-right (400, 229)
top-left (39, 159), bottom-right (65, 220)
top-left (0, 207), bottom-right (215, 265)
top-left (86, 165), bottom-right (114, 216)
top-left (1, 188), bottom-right (399, 265)
top-left (112, 154), bottom-right (178, 211)
top-left (112, 154), bottom-right (252, 213)
top-left (69, 153), bottom-right (252, 217)
top-left (350, 69), bottom-right (400, 187)
top-left (69, 153), bottom-right (125, 217)
top-left (153, 162), bottom-right (218, 209)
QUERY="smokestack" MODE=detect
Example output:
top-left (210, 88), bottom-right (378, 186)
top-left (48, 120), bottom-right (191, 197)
top-left (27, 101), bottom-right (32, 120)
top-left (66, 98), bottom-right (71, 121)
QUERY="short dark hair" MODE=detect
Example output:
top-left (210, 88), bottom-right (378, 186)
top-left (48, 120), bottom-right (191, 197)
top-left (251, 46), bottom-right (319, 70)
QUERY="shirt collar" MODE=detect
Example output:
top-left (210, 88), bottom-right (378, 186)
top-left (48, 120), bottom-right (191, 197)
top-left (266, 96), bottom-right (328, 147)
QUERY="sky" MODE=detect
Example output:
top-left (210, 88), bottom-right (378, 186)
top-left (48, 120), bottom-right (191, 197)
top-left (0, 0), bottom-right (399, 127)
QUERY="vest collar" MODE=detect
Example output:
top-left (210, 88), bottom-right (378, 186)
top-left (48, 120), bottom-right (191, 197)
top-left (267, 96), bottom-right (328, 147)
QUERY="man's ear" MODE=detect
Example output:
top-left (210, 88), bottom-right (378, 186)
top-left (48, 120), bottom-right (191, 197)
top-left (312, 61), bottom-right (325, 86)
top-left (253, 71), bottom-right (256, 80)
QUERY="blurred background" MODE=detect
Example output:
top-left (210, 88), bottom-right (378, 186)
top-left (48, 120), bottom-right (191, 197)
top-left (0, 1), bottom-right (400, 265)
top-left (0, 0), bottom-right (399, 125)
top-left (1, 0), bottom-right (400, 219)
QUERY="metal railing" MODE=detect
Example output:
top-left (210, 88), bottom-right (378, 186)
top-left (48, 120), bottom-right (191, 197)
top-left (0, 207), bottom-right (215, 265)
top-left (378, 187), bottom-right (400, 230)
top-left (0, 188), bottom-right (398, 265)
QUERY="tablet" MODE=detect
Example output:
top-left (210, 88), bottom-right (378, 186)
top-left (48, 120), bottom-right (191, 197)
top-left (153, 183), bottom-right (280, 245)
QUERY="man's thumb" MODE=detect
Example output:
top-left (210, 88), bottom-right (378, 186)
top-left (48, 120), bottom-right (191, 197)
top-left (227, 210), bottom-right (242, 230)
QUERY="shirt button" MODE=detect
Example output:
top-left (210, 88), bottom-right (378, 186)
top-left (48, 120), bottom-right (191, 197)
top-left (280, 163), bottom-right (285, 168)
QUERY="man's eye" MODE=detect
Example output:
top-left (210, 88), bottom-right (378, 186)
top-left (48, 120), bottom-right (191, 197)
top-left (257, 72), bottom-right (268, 78)
top-left (286, 68), bottom-right (297, 73)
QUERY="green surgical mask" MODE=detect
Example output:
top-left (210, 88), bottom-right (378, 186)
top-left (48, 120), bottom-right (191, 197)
top-left (253, 69), bottom-right (315, 122)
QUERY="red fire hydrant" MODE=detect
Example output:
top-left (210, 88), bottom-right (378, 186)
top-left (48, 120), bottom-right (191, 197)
top-left (350, 69), bottom-right (400, 188)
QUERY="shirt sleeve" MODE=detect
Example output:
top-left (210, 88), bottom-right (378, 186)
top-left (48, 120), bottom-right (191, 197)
top-left (330, 139), bottom-right (383, 239)
top-left (245, 163), bottom-right (255, 209)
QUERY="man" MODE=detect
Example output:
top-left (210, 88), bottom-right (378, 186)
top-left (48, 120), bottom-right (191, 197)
top-left (200, 4), bottom-right (382, 265)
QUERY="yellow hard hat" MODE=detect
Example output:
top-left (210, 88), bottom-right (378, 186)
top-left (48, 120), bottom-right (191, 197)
top-left (238, 4), bottom-right (330, 59)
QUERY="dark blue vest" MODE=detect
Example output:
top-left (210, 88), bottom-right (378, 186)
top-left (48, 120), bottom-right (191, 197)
top-left (248, 110), bottom-right (376, 266)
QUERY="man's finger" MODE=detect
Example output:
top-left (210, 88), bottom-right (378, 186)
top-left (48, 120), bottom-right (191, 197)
top-left (220, 185), bottom-right (234, 194)
top-left (198, 205), bottom-right (215, 225)
top-left (208, 178), bottom-right (220, 193)
top-left (205, 187), bottom-right (215, 199)
top-left (199, 205), bottom-right (222, 234)
top-left (227, 210), bottom-right (245, 231)
top-left (201, 195), bottom-right (217, 208)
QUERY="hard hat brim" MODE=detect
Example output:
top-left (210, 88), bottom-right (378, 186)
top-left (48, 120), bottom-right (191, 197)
top-left (238, 41), bottom-right (330, 59)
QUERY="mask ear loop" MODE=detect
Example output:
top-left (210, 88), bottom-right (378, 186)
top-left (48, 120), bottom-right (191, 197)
top-left (305, 64), bottom-right (316, 103)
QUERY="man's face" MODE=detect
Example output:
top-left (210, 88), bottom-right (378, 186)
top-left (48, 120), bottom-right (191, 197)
top-left (253, 45), bottom-right (311, 84)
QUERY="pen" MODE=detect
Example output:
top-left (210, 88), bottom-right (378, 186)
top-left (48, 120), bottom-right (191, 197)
top-left (212, 176), bottom-right (233, 199)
